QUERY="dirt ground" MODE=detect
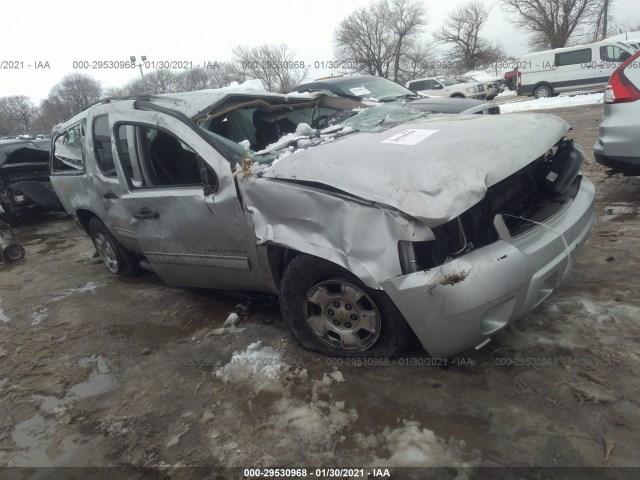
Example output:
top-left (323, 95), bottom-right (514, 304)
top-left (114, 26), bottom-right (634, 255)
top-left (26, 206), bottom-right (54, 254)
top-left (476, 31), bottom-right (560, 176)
top-left (1, 104), bottom-right (639, 479)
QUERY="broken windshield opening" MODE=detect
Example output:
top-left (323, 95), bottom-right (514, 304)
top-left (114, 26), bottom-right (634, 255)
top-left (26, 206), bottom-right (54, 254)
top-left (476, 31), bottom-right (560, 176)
top-left (343, 103), bottom-right (426, 133)
top-left (196, 97), bottom-right (426, 166)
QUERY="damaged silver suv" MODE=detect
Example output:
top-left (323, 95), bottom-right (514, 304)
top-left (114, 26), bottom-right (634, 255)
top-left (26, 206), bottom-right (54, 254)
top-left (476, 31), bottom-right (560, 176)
top-left (50, 87), bottom-right (595, 359)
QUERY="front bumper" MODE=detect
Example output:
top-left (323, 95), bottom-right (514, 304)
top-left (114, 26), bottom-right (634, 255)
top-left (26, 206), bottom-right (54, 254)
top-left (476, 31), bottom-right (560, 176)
top-left (381, 176), bottom-right (595, 358)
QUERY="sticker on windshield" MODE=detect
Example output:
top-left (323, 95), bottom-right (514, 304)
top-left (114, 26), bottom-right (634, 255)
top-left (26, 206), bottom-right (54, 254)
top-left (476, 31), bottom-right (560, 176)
top-left (349, 87), bottom-right (372, 96)
top-left (382, 129), bottom-right (438, 145)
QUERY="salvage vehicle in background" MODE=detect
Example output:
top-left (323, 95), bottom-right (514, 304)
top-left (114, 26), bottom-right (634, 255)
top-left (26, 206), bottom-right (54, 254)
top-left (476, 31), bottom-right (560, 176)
top-left (0, 138), bottom-right (62, 222)
top-left (458, 70), bottom-right (505, 100)
top-left (516, 40), bottom-right (634, 98)
top-left (50, 87), bottom-right (594, 359)
top-left (593, 49), bottom-right (640, 175)
top-left (291, 75), bottom-right (500, 114)
top-left (406, 76), bottom-right (486, 99)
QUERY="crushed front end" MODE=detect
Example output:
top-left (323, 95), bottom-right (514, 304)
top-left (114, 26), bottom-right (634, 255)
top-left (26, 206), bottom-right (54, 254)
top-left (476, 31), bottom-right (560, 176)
top-left (383, 139), bottom-right (595, 358)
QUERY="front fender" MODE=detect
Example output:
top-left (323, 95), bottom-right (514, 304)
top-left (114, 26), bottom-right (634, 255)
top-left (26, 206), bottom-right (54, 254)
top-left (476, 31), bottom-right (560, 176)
top-left (240, 178), bottom-right (433, 288)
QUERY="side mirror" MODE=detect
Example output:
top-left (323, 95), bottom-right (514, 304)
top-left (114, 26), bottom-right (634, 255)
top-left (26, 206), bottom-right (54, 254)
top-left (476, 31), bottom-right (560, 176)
top-left (433, 84), bottom-right (443, 90)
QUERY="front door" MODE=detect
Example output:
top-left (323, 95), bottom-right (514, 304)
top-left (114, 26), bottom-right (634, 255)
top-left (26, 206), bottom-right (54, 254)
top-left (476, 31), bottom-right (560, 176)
top-left (109, 109), bottom-right (272, 292)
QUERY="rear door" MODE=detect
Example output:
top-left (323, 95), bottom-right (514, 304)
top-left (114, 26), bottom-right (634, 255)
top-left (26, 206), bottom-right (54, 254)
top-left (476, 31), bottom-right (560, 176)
top-left (109, 107), bottom-right (274, 292)
top-left (90, 113), bottom-right (140, 253)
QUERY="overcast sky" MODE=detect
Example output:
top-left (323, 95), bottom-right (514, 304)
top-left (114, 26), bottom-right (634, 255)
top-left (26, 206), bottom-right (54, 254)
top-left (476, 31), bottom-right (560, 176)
top-left (1, 0), bottom-right (639, 101)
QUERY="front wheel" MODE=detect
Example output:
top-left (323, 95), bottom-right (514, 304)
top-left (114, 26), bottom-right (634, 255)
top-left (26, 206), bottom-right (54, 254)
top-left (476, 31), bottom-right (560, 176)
top-left (280, 255), bottom-right (413, 358)
top-left (88, 217), bottom-right (140, 276)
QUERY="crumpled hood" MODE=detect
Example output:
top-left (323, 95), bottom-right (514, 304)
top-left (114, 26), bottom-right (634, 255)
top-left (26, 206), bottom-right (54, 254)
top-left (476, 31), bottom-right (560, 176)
top-left (262, 113), bottom-right (571, 226)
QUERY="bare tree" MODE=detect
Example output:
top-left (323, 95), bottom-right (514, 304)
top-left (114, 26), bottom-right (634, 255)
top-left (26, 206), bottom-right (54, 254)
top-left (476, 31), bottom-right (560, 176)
top-left (435, 1), bottom-right (503, 72)
top-left (0, 96), bottom-right (39, 134)
top-left (34, 99), bottom-right (62, 132)
top-left (334, 0), bottom-right (428, 82)
top-left (0, 98), bottom-right (13, 135)
top-left (175, 63), bottom-right (246, 91)
top-left (399, 43), bottom-right (438, 82)
top-left (5, 96), bottom-right (39, 132)
top-left (592, 0), bottom-right (616, 40)
top-left (501, 0), bottom-right (602, 49)
top-left (232, 44), bottom-right (309, 92)
top-left (105, 62), bottom-right (246, 98)
top-left (47, 73), bottom-right (102, 122)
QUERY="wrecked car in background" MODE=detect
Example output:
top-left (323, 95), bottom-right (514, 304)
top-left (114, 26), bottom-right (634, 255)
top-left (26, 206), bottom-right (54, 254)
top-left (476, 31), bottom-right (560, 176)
top-left (0, 138), bottom-right (62, 222)
top-left (50, 87), bottom-right (595, 359)
top-left (291, 75), bottom-right (501, 115)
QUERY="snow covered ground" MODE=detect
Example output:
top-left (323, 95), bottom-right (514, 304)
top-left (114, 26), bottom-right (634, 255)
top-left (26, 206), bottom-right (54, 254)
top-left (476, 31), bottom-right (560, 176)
top-left (500, 92), bottom-right (604, 113)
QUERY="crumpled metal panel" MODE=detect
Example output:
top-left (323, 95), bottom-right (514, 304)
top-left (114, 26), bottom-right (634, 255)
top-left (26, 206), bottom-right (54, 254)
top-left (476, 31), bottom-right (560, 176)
top-left (238, 177), bottom-right (434, 288)
top-left (0, 139), bottom-right (50, 168)
top-left (262, 113), bottom-right (571, 227)
top-left (380, 177), bottom-right (596, 358)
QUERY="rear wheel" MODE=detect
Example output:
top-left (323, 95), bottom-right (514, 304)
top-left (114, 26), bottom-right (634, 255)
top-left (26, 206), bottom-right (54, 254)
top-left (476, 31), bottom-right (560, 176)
top-left (280, 254), bottom-right (413, 358)
top-left (450, 93), bottom-right (465, 98)
top-left (1, 243), bottom-right (25, 262)
top-left (88, 218), bottom-right (140, 276)
top-left (534, 84), bottom-right (552, 98)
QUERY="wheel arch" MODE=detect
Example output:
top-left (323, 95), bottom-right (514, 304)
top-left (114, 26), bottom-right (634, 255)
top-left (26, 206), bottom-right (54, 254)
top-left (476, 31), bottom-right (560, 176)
top-left (75, 208), bottom-right (99, 233)
top-left (266, 242), bottom-right (380, 290)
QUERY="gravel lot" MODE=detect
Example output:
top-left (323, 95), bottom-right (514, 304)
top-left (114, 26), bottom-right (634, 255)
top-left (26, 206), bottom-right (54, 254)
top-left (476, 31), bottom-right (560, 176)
top-left (1, 104), bottom-right (639, 479)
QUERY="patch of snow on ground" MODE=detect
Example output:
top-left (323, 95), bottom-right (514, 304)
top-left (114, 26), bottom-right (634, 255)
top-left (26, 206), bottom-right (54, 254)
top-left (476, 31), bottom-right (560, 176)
top-left (47, 282), bottom-right (106, 301)
top-left (271, 397), bottom-right (358, 448)
top-left (371, 420), bottom-right (481, 468)
top-left (0, 298), bottom-right (10, 322)
top-left (214, 341), bottom-right (286, 391)
top-left (501, 93), bottom-right (603, 113)
top-left (496, 89), bottom-right (517, 98)
top-left (600, 202), bottom-right (639, 222)
top-left (31, 306), bottom-right (48, 326)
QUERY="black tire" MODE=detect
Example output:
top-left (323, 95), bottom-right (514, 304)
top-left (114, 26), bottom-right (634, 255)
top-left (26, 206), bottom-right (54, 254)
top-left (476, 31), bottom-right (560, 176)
top-left (1, 243), bottom-right (25, 262)
top-left (450, 93), bottom-right (465, 98)
top-left (88, 217), bottom-right (140, 276)
top-left (280, 254), bottom-right (413, 358)
top-left (534, 84), bottom-right (552, 99)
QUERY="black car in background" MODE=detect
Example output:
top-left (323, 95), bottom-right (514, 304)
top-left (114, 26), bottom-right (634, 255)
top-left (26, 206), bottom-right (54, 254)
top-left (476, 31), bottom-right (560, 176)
top-left (0, 138), bottom-right (62, 222)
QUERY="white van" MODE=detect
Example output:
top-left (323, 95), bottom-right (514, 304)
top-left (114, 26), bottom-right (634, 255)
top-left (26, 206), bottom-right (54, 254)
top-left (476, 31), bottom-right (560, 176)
top-left (606, 31), bottom-right (640, 51)
top-left (516, 40), bottom-right (634, 98)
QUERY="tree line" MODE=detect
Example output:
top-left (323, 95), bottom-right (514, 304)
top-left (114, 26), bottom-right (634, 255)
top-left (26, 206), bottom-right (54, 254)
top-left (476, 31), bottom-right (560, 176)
top-left (0, 0), bottom-right (633, 137)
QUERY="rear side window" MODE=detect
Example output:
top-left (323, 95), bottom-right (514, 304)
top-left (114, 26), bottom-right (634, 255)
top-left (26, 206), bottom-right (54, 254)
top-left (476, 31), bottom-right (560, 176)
top-left (52, 122), bottom-right (85, 173)
top-left (600, 45), bottom-right (631, 62)
top-left (93, 115), bottom-right (116, 177)
top-left (555, 48), bottom-right (592, 66)
top-left (408, 80), bottom-right (428, 91)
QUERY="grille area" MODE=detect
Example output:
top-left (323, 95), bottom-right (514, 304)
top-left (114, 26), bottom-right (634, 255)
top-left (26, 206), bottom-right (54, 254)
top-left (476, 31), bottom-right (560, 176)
top-left (406, 138), bottom-right (583, 272)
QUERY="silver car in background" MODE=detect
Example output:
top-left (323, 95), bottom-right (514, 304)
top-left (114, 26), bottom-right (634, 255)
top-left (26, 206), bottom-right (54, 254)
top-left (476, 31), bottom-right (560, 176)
top-left (593, 49), bottom-right (640, 175)
top-left (50, 89), bottom-right (594, 359)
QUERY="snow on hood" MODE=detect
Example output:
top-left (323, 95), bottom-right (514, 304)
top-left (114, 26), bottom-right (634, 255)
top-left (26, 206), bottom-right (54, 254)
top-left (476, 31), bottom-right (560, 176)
top-left (262, 113), bottom-right (570, 225)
